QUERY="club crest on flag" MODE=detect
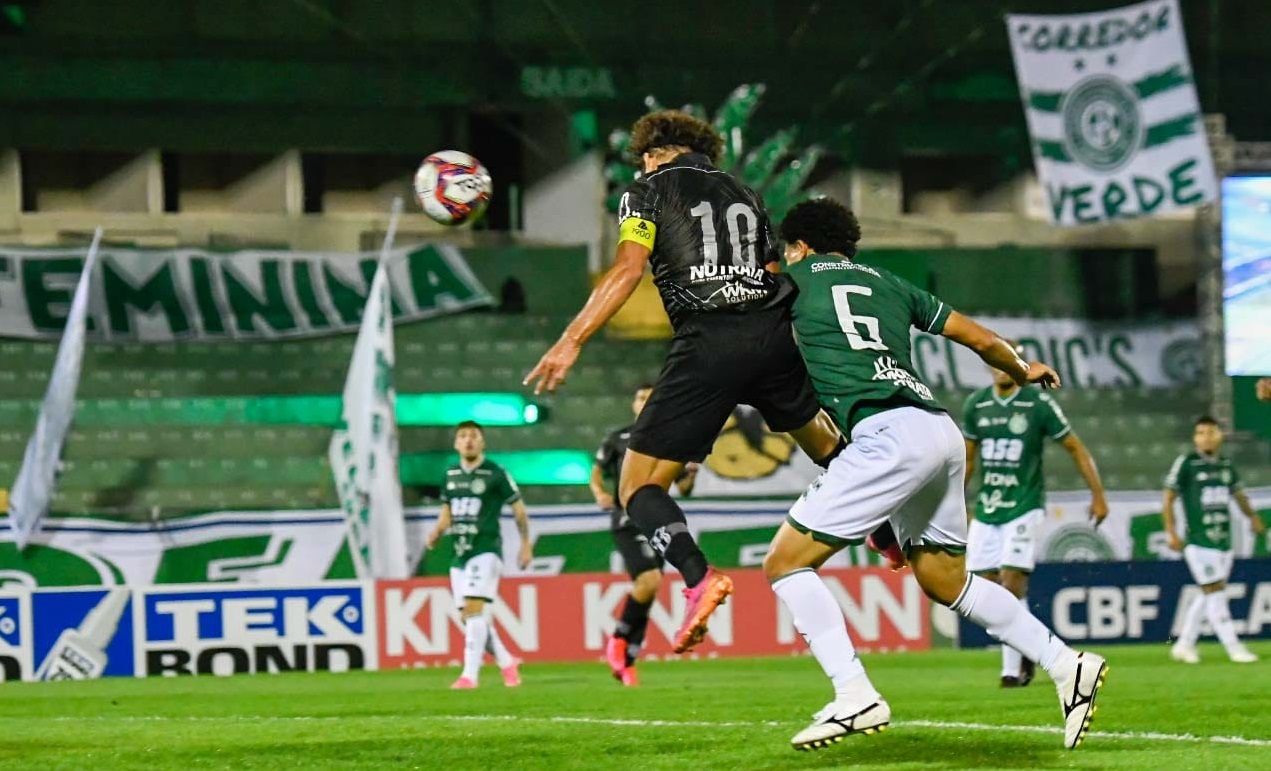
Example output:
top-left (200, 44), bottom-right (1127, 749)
top-left (1006, 0), bottom-right (1218, 225)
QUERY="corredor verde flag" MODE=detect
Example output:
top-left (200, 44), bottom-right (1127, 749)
top-left (1006, 0), bottom-right (1217, 225)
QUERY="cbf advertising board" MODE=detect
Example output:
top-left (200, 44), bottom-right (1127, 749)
top-left (959, 558), bottom-right (1271, 648)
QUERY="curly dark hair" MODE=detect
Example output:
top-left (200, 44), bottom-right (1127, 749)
top-left (629, 110), bottom-right (723, 165)
top-left (779, 198), bottom-right (862, 257)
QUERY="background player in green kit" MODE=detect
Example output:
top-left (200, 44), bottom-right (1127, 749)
top-left (761, 198), bottom-right (1107, 752)
top-left (963, 351), bottom-right (1108, 687)
top-left (426, 421), bottom-right (533, 689)
top-left (591, 383), bottom-right (698, 686)
top-left (1164, 416), bottom-right (1265, 664)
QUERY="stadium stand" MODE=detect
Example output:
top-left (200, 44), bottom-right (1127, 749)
top-left (0, 303), bottom-right (1264, 521)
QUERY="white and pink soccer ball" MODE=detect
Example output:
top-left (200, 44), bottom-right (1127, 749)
top-left (413, 150), bottom-right (493, 226)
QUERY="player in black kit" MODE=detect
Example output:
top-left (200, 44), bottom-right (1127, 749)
top-left (525, 110), bottom-right (844, 653)
top-left (591, 383), bottom-right (698, 685)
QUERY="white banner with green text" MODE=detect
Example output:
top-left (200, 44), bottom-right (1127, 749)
top-left (0, 489), bottom-right (1266, 588)
top-left (1006, 0), bottom-right (1217, 224)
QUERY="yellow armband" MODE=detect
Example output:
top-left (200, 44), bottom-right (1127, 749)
top-left (618, 217), bottom-right (657, 248)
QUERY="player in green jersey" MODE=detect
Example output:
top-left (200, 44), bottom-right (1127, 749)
top-left (761, 198), bottom-right (1107, 752)
top-left (426, 421), bottom-right (533, 689)
top-left (1164, 415), bottom-right (1265, 664)
top-left (963, 350), bottom-right (1108, 688)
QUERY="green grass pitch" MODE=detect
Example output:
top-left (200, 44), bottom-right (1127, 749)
top-left (0, 642), bottom-right (1267, 770)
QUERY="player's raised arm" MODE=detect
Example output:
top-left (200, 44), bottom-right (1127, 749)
top-left (524, 240), bottom-right (651, 394)
top-left (426, 502), bottom-right (452, 550)
top-left (940, 312), bottom-right (1060, 389)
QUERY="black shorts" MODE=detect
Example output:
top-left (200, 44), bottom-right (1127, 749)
top-left (628, 305), bottom-right (821, 463)
top-left (612, 518), bottom-right (663, 578)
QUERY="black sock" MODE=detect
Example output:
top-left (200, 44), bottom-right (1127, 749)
top-left (813, 436), bottom-right (848, 469)
top-left (615, 594), bottom-right (652, 666)
top-left (627, 484), bottom-right (710, 587)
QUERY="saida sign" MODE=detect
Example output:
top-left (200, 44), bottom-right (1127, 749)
top-left (1006, 0), bottom-right (1218, 225)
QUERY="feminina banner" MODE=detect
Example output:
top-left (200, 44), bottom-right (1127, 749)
top-left (0, 567), bottom-right (928, 681)
top-left (0, 491), bottom-right (1265, 589)
top-left (912, 316), bottom-right (1201, 389)
top-left (0, 243), bottom-right (492, 341)
top-left (1006, 0), bottom-right (1217, 225)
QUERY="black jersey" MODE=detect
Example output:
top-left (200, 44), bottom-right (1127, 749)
top-left (595, 424), bottom-right (632, 528)
top-left (616, 153), bottom-right (793, 329)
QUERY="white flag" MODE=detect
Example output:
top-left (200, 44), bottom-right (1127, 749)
top-left (8, 229), bottom-right (101, 548)
top-left (1006, 0), bottom-right (1217, 225)
top-left (328, 203), bottom-right (408, 579)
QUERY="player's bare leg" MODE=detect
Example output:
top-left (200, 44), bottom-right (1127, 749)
top-left (908, 547), bottom-right (1108, 749)
top-left (997, 567), bottom-right (1035, 686)
top-left (765, 522), bottom-right (890, 750)
top-left (620, 450), bottom-right (731, 653)
top-left (608, 567), bottom-right (660, 685)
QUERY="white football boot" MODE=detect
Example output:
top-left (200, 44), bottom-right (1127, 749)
top-left (1170, 643), bottom-right (1200, 664)
top-left (1052, 651), bottom-right (1108, 749)
top-left (1227, 646), bottom-right (1259, 664)
top-left (790, 698), bottom-right (891, 751)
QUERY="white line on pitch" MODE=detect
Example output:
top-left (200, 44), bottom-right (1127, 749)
top-left (42, 713), bottom-right (1271, 747)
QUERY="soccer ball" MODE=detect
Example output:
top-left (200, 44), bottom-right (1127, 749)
top-left (413, 150), bottom-right (493, 226)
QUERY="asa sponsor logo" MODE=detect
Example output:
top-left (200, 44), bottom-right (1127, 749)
top-left (139, 585), bottom-right (370, 676)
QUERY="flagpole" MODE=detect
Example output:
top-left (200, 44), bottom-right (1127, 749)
top-left (379, 197), bottom-right (403, 265)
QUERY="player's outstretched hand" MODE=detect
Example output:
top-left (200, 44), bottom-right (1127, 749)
top-left (524, 338), bottom-right (582, 394)
top-left (1023, 361), bottom-right (1061, 389)
top-left (1089, 495), bottom-right (1109, 526)
top-left (595, 492), bottom-right (616, 512)
top-left (518, 541), bottom-right (533, 570)
top-left (1253, 516), bottom-right (1267, 536)
top-left (1167, 532), bottom-right (1184, 552)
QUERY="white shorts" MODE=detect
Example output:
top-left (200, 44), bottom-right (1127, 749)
top-left (966, 509), bottom-right (1045, 573)
top-left (1183, 544), bottom-right (1233, 586)
top-left (450, 551), bottom-right (503, 607)
top-left (788, 407), bottom-right (968, 552)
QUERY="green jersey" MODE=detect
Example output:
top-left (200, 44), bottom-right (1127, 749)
top-left (441, 458), bottom-right (521, 567)
top-left (1165, 451), bottom-right (1243, 551)
top-left (787, 255), bottom-right (952, 432)
top-left (961, 386), bottom-right (1072, 525)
